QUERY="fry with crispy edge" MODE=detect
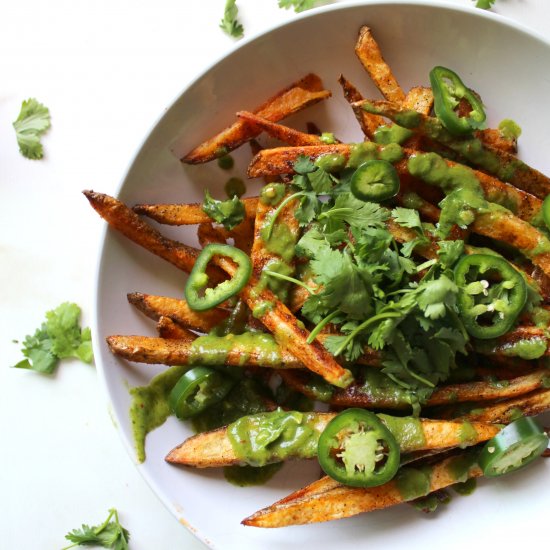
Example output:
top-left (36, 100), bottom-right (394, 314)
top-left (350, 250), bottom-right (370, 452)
top-left (236, 111), bottom-right (325, 146)
top-left (106, 334), bottom-right (304, 369)
top-left (242, 450), bottom-right (482, 527)
top-left (354, 26), bottom-right (406, 103)
top-left (133, 197), bottom-right (259, 225)
top-left (156, 316), bottom-right (197, 341)
top-left (181, 73), bottom-right (331, 164)
top-left (127, 292), bottom-right (229, 333)
top-left (280, 369), bottom-right (550, 409)
top-left (356, 99), bottom-right (550, 199)
top-left (460, 388), bottom-right (550, 423)
top-left (84, 191), bottom-right (208, 275)
top-left (165, 412), bottom-right (499, 468)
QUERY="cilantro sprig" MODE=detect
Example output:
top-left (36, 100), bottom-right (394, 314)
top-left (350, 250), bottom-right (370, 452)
top-left (475, 0), bottom-right (496, 9)
top-left (202, 189), bottom-right (245, 230)
top-left (63, 508), bottom-right (130, 550)
top-left (220, 0), bottom-right (244, 38)
top-left (13, 98), bottom-right (51, 159)
top-left (278, 0), bottom-right (327, 12)
top-left (13, 302), bottom-right (93, 374)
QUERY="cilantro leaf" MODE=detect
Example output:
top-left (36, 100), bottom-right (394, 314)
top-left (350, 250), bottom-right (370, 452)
top-left (293, 154), bottom-right (317, 174)
top-left (202, 190), bottom-right (245, 230)
top-left (475, 0), bottom-right (495, 8)
top-left (321, 195), bottom-right (389, 233)
top-left (63, 508), bottom-right (130, 550)
top-left (401, 235), bottom-right (431, 258)
top-left (417, 276), bottom-right (458, 320)
top-left (220, 0), bottom-right (244, 38)
top-left (13, 303), bottom-right (93, 374)
top-left (278, 0), bottom-right (325, 13)
top-left (437, 239), bottom-right (464, 269)
top-left (12, 98), bottom-right (51, 160)
top-left (391, 207), bottom-right (423, 231)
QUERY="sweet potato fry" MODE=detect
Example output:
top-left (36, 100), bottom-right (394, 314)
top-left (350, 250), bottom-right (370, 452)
top-left (127, 292), bottom-right (228, 333)
top-left (133, 198), bottom-right (258, 226)
top-left (106, 334), bottom-right (303, 368)
top-left (354, 26), bottom-right (406, 103)
top-left (461, 388), bottom-right (550, 423)
top-left (338, 74), bottom-right (383, 138)
top-left (236, 111), bottom-right (325, 146)
top-left (242, 451), bottom-right (482, 527)
top-left (84, 191), bottom-right (205, 275)
top-left (476, 326), bottom-right (549, 357)
top-left (166, 412), bottom-right (499, 468)
top-left (357, 99), bottom-right (550, 199)
top-left (182, 73), bottom-right (331, 164)
top-left (156, 316), bottom-right (196, 341)
top-left (283, 368), bottom-right (550, 409)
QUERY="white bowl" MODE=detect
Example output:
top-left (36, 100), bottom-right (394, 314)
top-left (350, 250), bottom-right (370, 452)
top-left (93, 2), bottom-right (550, 549)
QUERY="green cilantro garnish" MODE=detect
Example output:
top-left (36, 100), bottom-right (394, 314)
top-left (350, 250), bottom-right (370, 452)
top-left (13, 302), bottom-right (93, 374)
top-left (63, 508), bottom-right (130, 550)
top-left (475, 0), bottom-right (496, 9)
top-left (202, 189), bottom-right (245, 230)
top-left (12, 98), bottom-right (51, 160)
top-left (278, 0), bottom-right (326, 13)
top-left (220, 0), bottom-right (244, 38)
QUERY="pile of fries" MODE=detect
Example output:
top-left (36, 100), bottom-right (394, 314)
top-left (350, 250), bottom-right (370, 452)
top-left (87, 26), bottom-right (550, 529)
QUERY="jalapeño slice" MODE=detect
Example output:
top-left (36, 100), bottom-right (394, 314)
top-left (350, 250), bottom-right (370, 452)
top-left (429, 66), bottom-right (486, 136)
top-left (479, 417), bottom-right (549, 477)
top-left (169, 366), bottom-right (234, 419)
top-left (184, 243), bottom-right (251, 311)
top-left (317, 409), bottom-right (400, 487)
top-left (454, 254), bottom-right (527, 339)
top-left (350, 160), bottom-right (400, 202)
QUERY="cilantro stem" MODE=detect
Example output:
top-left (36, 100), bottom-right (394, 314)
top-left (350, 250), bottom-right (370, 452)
top-left (333, 312), bottom-right (403, 357)
top-left (263, 270), bottom-right (316, 293)
top-left (318, 207), bottom-right (353, 221)
top-left (263, 191), bottom-right (304, 240)
top-left (307, 310), bottom-right (341, 344)
top-left (416, 258), bottom-right (437, 272)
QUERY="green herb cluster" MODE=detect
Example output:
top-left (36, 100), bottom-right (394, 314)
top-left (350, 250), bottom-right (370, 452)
top-left (277, 155), bottom-right (472, 408)
top-left (13, 302), bottom-right (93, 374)
top-left (63, 508), bottom-right (129, 550)
top-left (12, 98), bottom-right (51, 160)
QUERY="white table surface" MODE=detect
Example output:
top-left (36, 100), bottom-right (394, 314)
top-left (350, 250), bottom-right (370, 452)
top-left (1, 1), bottom-right (549, 548)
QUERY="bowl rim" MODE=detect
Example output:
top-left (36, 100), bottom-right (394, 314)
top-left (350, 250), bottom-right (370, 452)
top-left (90, 1), bottom-right (550, 547)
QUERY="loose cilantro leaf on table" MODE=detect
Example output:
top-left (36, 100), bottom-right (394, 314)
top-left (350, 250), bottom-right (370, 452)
top-left (63, 508), bottom-right (130, 550)
top-left (475, 0), bottom-right (496, 9)
top-left (12, 98), bottom-right (51, 159)
top-left (278, 0), bottom-right (327, 13)
top-left (202, 189), bottom-right (245, 230)
top-left (220, 0), bottom-right (244, 38)
top-left (13, 302), bottom-right (93, 374)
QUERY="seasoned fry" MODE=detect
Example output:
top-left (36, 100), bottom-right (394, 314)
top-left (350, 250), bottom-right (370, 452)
top-left (357, 99), bottom-right (550, 199)
top-left (84, 191), bottom-right (204, 275)
top-left (156, 316), bottom-right (196, 341)
top-left (478, 326), bottom-right (549, 357)
top-left (354, 26), bottom-right (406, 103)
top-left (338, 74), bottom-right (383, 138)
top-left (166, 413), bottom-right (499, 468)
top-left (281, 368), bottom-right (550, 409)
top-left (461, 388), bottom-right (550, 423)
top-left (181, 74), bottom-right (331, 164)
top-left (106, 334), bottom-right (303, 368)
top-left (242, 451), bottom-right (482, 527)
top-left (127, 292), bottom-right (228, 333)
top-left (236, 111), bottom-right (325, 146)
top-left (133, 198), bottom-right (258, 226)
